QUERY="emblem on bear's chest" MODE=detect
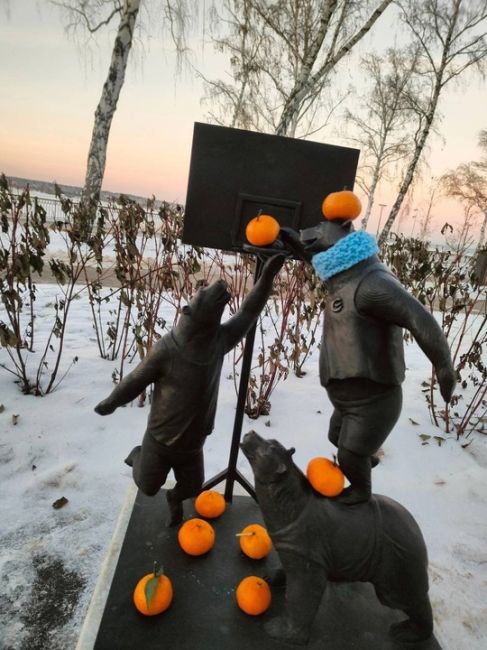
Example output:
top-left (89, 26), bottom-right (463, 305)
top-left (331, 297), bottom-right (344, 313)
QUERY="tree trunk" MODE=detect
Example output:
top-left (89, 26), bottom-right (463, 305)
top-left (276, 0), bottom-right (393, 136)
top-left (377, 106), bottom-right (435, 245)
top-left (478, 211), bottom-right (487, 251)
top-left (275, 0), bottom-right (337, 136)
top-left (80, 0), bottom-right (141, 221)
top-left (378, 0), bottom-right (466, 244)
top-left (361, 139), bottom-right (386, 229)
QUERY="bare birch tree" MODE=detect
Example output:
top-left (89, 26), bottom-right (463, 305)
top-left (201, 0), bottom-right (270, 130)
top-left (346, 47), bottom-right (421, 230)
top-left (53, 0), bottom-right (142, 221)
top-left (274, 0), bottom-right (393, 137)
top-left (197, 0), bottom-right (394, 138)
top-left (442, 132), bottom-right (487, 251)
top-left (378, 0), bottom-right (487, 245)
top-left (416, 179), bottom-right (438, 240)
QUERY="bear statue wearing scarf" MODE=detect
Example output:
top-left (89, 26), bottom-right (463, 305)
top-left (280, 220), bottom-right (456, 505)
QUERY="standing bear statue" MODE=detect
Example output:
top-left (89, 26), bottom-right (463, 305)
top-left (278, 209), bottom-right (456, 505)
top-left (95, 255), bottom-right (284, 525)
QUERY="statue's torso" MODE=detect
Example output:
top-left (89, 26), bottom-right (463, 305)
top-left (320, 260), bottom-right (405, 388)
top-left (147, 331), bottom-right (226, 450)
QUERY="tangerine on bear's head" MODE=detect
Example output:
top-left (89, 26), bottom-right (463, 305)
top-left (321, 189), bottom-right (362, 221)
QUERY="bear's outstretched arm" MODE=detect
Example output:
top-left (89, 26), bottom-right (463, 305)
top-left (356, 273), bottom-right (456, 402)
top-left (221, 254), bottom-right (285, 352)
top-left (94, 340), bottom-right (169, 415)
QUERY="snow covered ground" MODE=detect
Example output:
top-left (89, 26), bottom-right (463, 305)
top-left (0, 283), bottom-right (486, 650)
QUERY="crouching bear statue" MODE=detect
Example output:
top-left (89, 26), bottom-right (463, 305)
top-left (240, 431), bottom-right (434, 646)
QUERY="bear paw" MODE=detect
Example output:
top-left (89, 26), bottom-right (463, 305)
top-left (264, 567), bottom-right (286, 588)
top-left (389, 619), bottom-right (432, 643)
top-left (265, 616), bottom-right (309, 645)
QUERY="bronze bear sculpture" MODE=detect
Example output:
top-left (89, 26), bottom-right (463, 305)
top-left (278, 221), bottom-right (456, 505)
top-left (240, 431), bottom-right (433, 646)
top-left (94, 255), bottom-right (283, 525)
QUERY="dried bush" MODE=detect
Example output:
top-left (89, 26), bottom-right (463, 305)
top-left (384, 232), bottom-right (486, 438)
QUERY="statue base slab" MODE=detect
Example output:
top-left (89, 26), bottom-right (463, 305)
top-left (93, 489), bottom-right (442, 649)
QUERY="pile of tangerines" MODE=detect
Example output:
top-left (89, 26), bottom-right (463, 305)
top-left (132, 489), bottom-right (273, 618)
top-left (133, 456), bottom-right (345, 618)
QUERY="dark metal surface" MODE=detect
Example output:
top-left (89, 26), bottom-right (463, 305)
top-left (94, 489), bottom-right (442, 650)
top-left (183, 122), bottom-right (359, 252)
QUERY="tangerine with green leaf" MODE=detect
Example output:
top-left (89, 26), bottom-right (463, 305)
top-left (133, 563), bottom-right (173, 616)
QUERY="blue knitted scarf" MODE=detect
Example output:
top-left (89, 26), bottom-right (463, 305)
top-left (312, 230), bottom-right (379, 280)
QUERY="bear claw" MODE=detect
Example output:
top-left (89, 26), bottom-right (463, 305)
top-left (389, 619), bottom-right (432, 643)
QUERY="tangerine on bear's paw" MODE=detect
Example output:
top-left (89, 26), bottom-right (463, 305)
top-left (321, 189), bottom-right (362, 221)
top-left (237, 524), bottom-right (272, 559)
top-left (245, 213), bottom-right (280, 247)
top-left (236, 576), bottom-right (272, 615)
top-left (194, 490), bottom-right (226, 519)
top-left (306, 456), bottom-right (345, 497)
top-left (133, 563), bottom-right (173, 616)
top-left (178, 518), bottom-right (215, 556)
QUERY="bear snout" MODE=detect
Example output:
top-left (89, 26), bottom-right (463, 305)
top-left (240, 430), bottom-right (264, 459)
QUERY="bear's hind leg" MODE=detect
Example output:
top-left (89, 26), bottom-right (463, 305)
top-left (389, 595), bottom-right (433, 643)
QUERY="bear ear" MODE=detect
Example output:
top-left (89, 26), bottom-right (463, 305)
top-left (182, 305), bottom-right (192, 315)
top-left (287, 447), bottom-right (296, 457)
top-left (339, 219), bottom-right (354, 233)
top-left (275, 461), bottom-right (288, 475)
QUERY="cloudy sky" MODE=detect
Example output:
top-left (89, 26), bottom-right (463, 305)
top-left (1, 1), bottom-right (486, 236)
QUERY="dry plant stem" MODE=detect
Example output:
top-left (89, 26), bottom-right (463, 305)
top-left (460, 384), bottom-right (487, 436)
top-left (429, 367), bottom-right (440, 428)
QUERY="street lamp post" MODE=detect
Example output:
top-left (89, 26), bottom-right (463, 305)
top-left (376, 203), bottom-right (387, 237)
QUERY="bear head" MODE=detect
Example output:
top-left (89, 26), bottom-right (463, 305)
top-left (182, 279), bottom-right (231, 327)
top-left (240, 430), bottom-right (295, 484)
top-left (300, 219), bottom-right (354, 254)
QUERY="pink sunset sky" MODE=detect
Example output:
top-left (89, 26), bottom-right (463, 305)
top-left (1, 1), bottom-right (486, 239)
